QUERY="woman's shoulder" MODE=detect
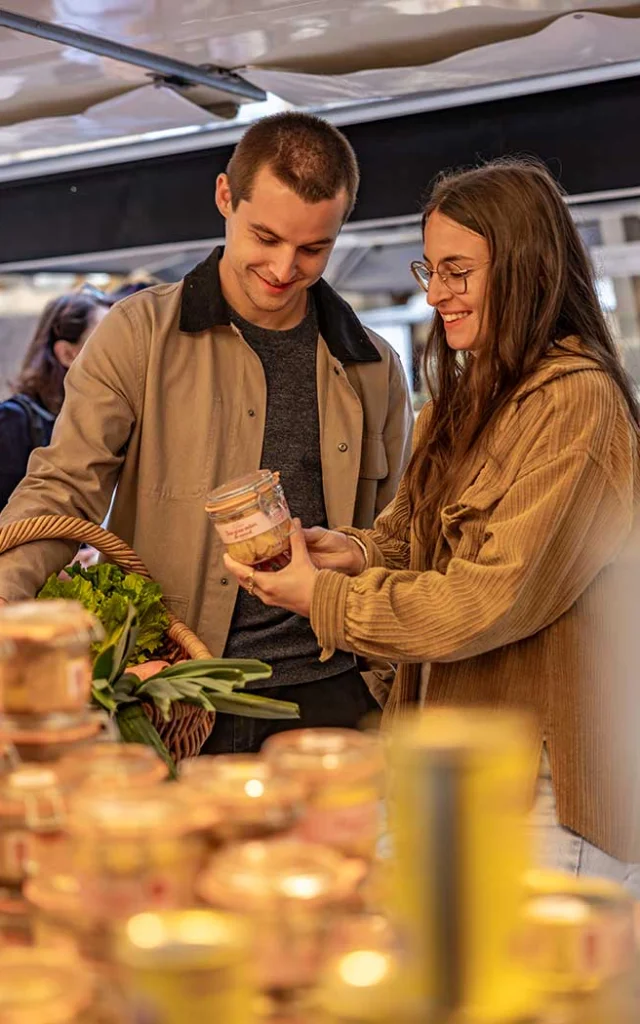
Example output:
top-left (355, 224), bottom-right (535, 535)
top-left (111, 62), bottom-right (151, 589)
top-left (516, 341), bottom-right (629, 416)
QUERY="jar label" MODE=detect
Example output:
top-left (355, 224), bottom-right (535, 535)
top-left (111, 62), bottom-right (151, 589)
top-left (0, 830), bottom-right (28, 882)
top-left (66, 656), bottom-right (91, 705)
top-left (81, 871), bottom-right (186, 918)
top-left (295, 800), bottom-right (380, 857)
top-left (214, 507), bottom-right (289, 545)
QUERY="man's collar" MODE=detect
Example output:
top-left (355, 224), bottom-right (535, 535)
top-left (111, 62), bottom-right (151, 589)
top-left (180, 246), bottom-right (381, 365)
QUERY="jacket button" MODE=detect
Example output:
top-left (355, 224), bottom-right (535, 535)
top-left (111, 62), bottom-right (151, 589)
top-left (220, 577), bottom-right (229, 586)
top-left (338, 442), bottom-right (348, 453)
top-left (248, 409), bottom-right (256, 417)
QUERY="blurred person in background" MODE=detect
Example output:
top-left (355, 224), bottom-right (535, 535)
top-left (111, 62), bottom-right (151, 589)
top-left (225, 158), bottom-right (640, 895)
top-left (0, 291), bottom-right (110, 511)
top-left (109, 273), bottom-right (159, 303)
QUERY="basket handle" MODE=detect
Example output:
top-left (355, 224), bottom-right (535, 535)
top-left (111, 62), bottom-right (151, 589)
top-left (0, 515), bottom-right (212, 661)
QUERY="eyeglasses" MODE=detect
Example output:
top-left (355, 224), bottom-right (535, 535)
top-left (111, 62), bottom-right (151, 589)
top-left (410, 260), bottom-right (488, 296)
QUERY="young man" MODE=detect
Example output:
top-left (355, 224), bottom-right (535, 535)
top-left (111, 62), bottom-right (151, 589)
top-left (0, 112), bottom-right (413, 752)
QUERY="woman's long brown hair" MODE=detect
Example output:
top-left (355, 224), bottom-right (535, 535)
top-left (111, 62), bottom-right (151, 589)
top-left (14, 293), bottom-right (107, 414)
top-left (406, 157), bottom-right (639, 560)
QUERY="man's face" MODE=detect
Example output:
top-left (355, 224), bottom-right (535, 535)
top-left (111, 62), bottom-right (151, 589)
top-left (216, 165), bottom-right (348, 325)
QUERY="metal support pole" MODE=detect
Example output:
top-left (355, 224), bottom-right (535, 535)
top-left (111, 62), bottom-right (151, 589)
top-left (0, 8), bottom-right (267, 103)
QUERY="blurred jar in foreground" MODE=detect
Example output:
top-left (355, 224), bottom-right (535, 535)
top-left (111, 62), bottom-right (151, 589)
top-left (0, 765), bottom-right (64, 889)
top-left (66, 787), bottom-right (210, 918)
top-left (56, 741), bottom-right (168, 790)
top-left (116, 909), bottom-right (255, 1024)
top-left (25, 871), bottom-right (112, 969)
top-left (388, 707), bottom-right (538, 1023)
top-left (315, 915), bottom-right (412, 1024)
top-left (262, 729), bottom-right (385, 860)
top-left (206, 469), bottom-right (292, 571)
top-left (521, 872), bottom-right (637, 1023)
top-left (180, 755), bottom-right (305, 844)
top-left (0, 885), bottom-right (31, 947)
top-left (0, 946), bottom-right (96, 1022)
top-left (198, 838), bottom-right (365, 996)
top-left (0, 708), bottom-right (106, 764)
top-left (0, 600), bottom-right (100, 716)
top-left (27, 743), bottom-right (168, 880)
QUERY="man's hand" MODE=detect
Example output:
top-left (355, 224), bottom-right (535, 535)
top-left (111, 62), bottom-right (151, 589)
top-left (303, 527), bottom-right (365, 576)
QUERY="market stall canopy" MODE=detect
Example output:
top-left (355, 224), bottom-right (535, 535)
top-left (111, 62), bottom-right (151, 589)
top-left (1, 1), bottom-right (640, 170)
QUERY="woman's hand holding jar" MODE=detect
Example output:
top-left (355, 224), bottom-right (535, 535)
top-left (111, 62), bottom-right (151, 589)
top-left (303, 526), bottom-right (366, 576)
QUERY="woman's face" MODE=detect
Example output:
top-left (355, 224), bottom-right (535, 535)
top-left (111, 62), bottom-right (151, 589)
top-left (423, 209), bottom-right (490, 353)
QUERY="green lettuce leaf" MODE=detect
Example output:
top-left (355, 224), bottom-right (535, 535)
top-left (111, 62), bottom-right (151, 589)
top-left (38, 561), bottom-right (169, 665)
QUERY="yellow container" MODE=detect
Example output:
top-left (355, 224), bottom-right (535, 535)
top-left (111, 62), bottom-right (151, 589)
top-left (262, 728), bottom-right (385, 860)
top-left (0, 600), bottom-right (101, 715)
top-left (388, 707), bottom-right (538, 1024)
top-left (117, 909), bottom-right (255, 1023)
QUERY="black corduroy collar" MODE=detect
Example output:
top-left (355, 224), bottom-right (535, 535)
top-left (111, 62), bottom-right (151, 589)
top-left (179, 246), bottom-right (381, 365)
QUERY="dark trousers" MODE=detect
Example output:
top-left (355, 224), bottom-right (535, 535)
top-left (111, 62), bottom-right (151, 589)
top-left (200, 667), bottom-right (379, 755)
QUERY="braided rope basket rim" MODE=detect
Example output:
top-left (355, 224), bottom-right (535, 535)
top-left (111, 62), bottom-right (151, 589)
top-left (0, 515), bottom-right (215, 760)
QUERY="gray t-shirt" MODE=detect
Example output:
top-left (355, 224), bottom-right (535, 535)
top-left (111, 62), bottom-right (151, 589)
top-left (223, 300), bottom-right (355, 688)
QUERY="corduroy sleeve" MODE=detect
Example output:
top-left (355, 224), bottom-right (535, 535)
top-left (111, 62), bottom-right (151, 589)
top-left (311, 379), bottom-right (635, 663)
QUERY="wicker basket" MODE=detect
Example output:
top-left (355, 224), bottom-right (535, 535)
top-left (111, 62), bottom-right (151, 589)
top-left (0, 515), bottom-right (215, 762)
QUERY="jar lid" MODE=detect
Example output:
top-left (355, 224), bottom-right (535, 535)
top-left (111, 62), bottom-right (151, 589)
top-left (392, 707), bottom-right (536, 759)
top-left (117, 909), bottom-right (250, 971)
top-left (181, 754), bottom-right (306, 806)
top-left (198, 838), bottom-right (363, 911)
top-left (0, 600), bottom-right (103, 648)
top-left (0, 947), bottom-right (94, 1024)
top-left (522, 895), bottom-right (606, 993)
top-left (205, 469), bottom-right (280, 518)
top-left (67, 787), bottom-right (195, 838)
top-left (0, 766), bottom-right (64, 827)
top-left (524, 869), bottom-right (633, 907)
top-left (55, 741), bottom-right (168, 791)
top-left (263, 728), bottom-right (384, 783)
top-left (24, 873), bottom-right (84, 917)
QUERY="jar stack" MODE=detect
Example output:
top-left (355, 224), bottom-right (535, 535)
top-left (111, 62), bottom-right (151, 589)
top-left (0, 595), bottom-right (637, 1023)
top-left (179, 730), bottom-right (386, 1015)
top-left (0, 600), bottom-right (106, 763)
top-left (0, 598), bottom-right (392, 1021)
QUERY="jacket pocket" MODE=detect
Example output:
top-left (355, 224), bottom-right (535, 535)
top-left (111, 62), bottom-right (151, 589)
top-left (360, 433), bottom-right (388, 480)
top-left (439, 467), bottom-right (507, 564)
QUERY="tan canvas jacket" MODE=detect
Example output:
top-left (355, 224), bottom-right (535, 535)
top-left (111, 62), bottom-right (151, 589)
top-left (311, 340), bottom-right (640, 860)
top-left (0, 249), bottom-right (413, 686)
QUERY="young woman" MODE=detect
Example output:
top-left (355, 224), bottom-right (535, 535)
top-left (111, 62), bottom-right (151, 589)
top-left (0, 291), bottom-right (109, 511)
top-left (224, 158), bottom-right (640, 893)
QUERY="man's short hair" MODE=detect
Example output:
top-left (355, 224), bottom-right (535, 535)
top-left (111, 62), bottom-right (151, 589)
top-left (226, 111), bottom-right (360, 219)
